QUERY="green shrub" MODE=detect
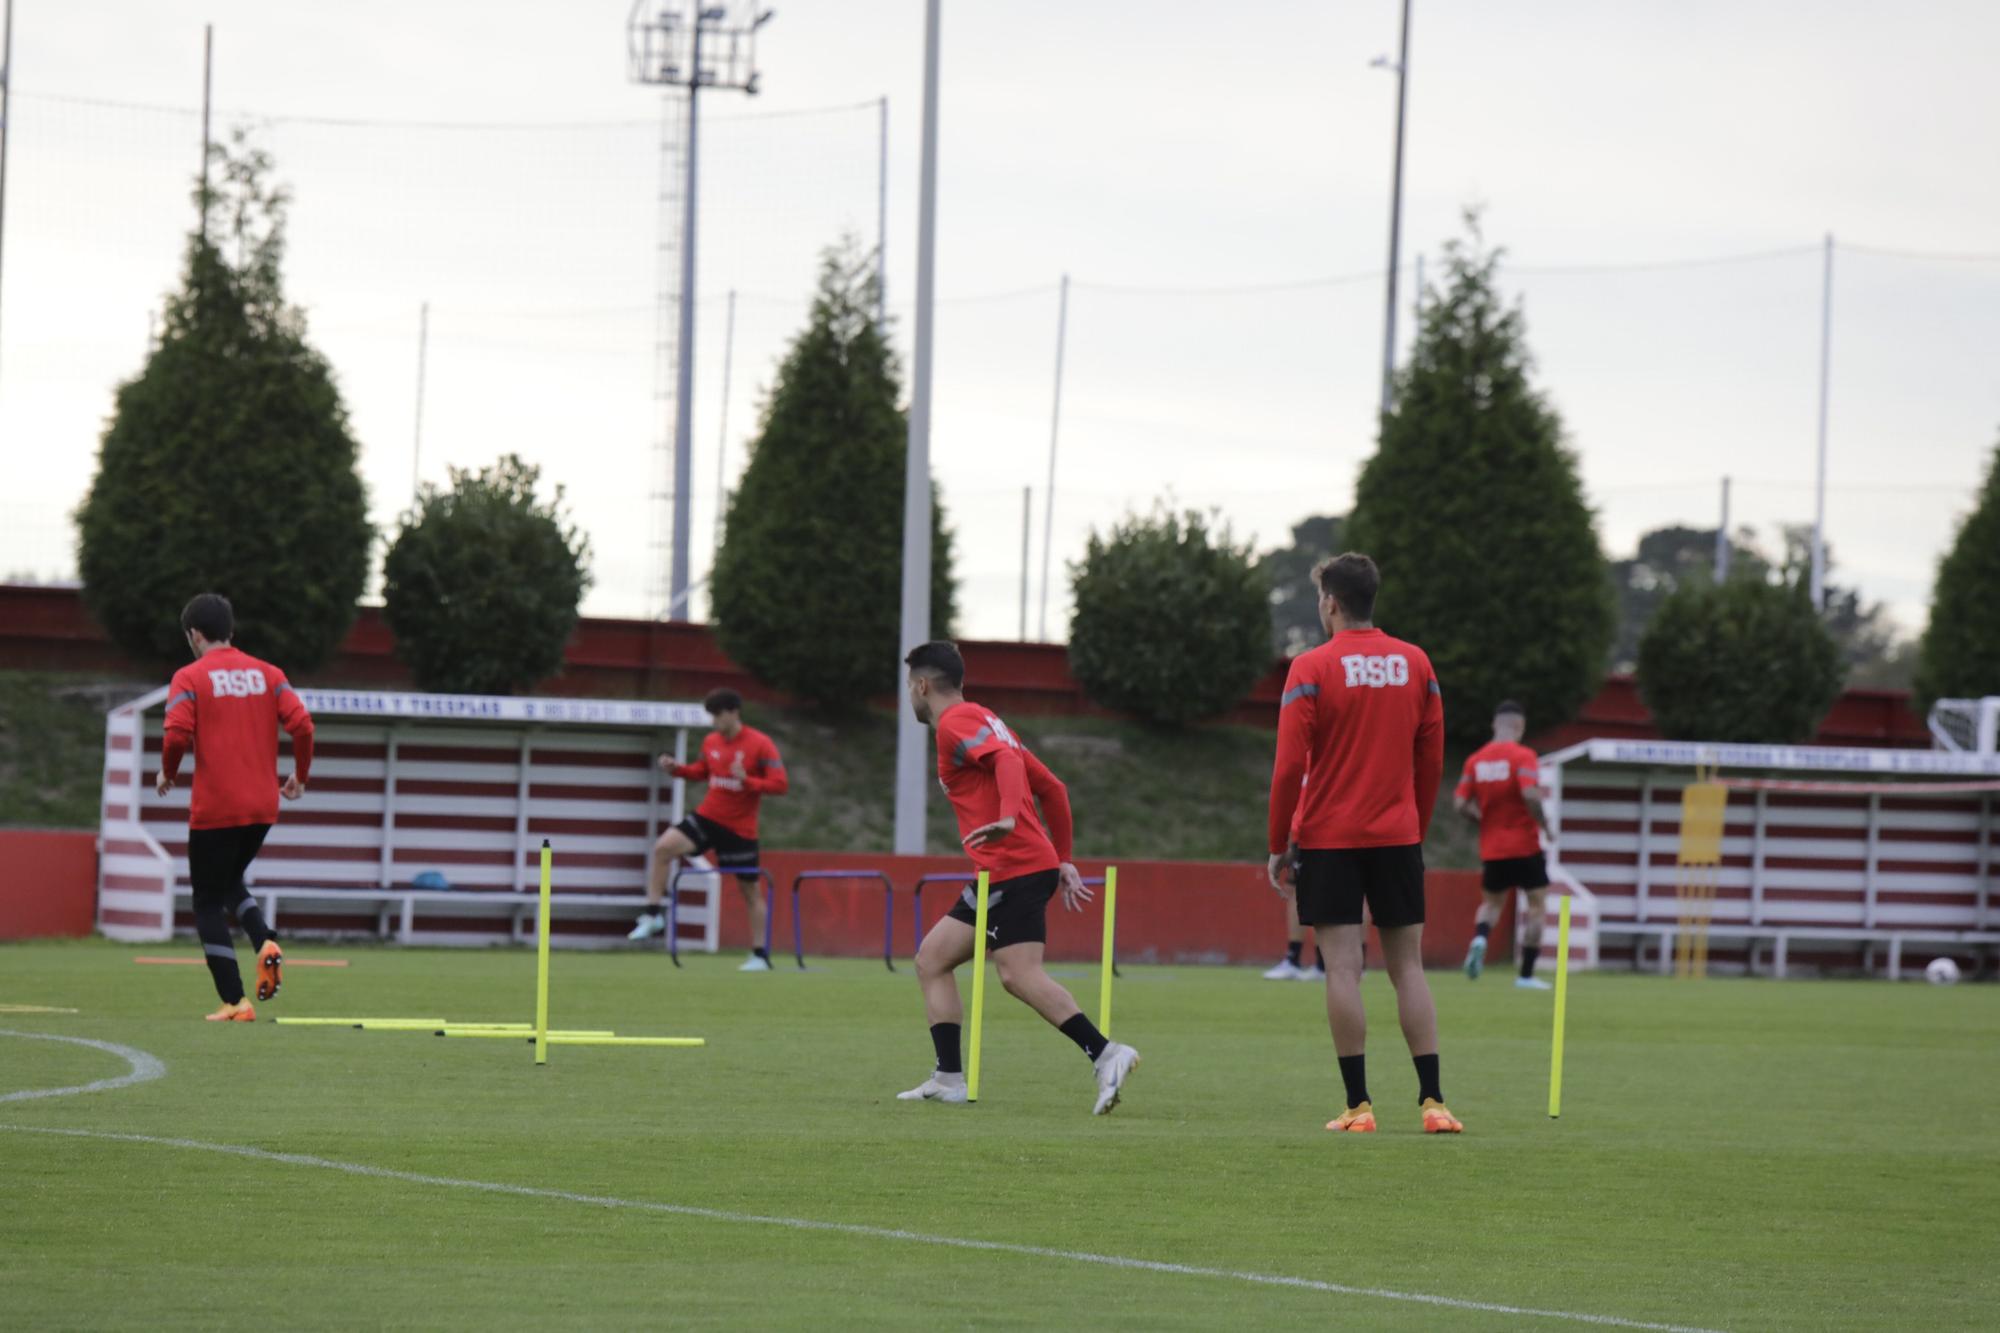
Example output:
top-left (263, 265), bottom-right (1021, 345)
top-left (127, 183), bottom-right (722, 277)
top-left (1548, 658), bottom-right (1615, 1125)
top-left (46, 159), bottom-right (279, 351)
top-left (380, 456), bottom-right (591, 695)
top-left (1637, 578), bottom-right (1842, 742)
top-left (1068, 507), bottom-right (1269, 726)
top-left (1915, 439), bottom-right (2000, 709)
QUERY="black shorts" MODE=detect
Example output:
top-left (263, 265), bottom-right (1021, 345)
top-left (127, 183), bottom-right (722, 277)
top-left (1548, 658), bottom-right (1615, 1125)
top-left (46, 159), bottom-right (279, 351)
top-left (1294, 844), bottom-right (1426, 929)
top-left (945, 869), bottom-right (1059, 951)
top-left (1482, 854), bottom-right (1550, 893)
top-left (187, 823), bottom-right (273, 917)
top-left (674, 813), bottom-right (760, 875)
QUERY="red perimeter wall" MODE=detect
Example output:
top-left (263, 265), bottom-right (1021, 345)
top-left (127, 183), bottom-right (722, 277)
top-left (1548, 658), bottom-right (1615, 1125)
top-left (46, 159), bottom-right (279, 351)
top-left (731, 852), bottom-right (1492, 970)
top-left (0, 584), bottom-right (1930, 745)
top-left (0, 831), bottom-right (97, 940)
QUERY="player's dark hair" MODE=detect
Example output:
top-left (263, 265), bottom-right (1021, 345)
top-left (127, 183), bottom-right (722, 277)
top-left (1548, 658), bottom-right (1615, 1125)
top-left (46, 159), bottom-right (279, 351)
top-left (1495, 699), bottom-right (1525, 719)
top-left (1313, 553), bottom-right (1379, 624)
top-left (703, 687), bottom-right (742, 715)
top-left (180, 593), bottom-right (234, 643)
top-left (903, 640), bottom-right (965, 690)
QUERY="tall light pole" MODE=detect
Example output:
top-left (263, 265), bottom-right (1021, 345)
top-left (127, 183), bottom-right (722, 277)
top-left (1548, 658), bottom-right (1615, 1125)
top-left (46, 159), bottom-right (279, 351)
top-left (627, 3), bottom-right (773, 621)
top-left (0, 0), bottom-right (16, 388)
top-left (892, 0), bottom-right (942, 856)
top-left (1373, 0), bottom-right (1412, 420)
top-left (1037, 272), bottom-right (1069, 642)
top-left (1810, 232), bottom-right (1833, 610)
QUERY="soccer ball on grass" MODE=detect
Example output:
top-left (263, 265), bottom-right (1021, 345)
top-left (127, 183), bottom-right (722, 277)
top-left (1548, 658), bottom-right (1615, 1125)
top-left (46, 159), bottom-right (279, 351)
top-left (1924, 957), bottom-right (1961, 986)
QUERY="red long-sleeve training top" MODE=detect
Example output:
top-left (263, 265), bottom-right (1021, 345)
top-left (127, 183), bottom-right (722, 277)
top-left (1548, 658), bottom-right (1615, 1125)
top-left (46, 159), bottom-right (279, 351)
top-left (667, 725), bottom-right (788, 839)
top-left (1267, 627), bottom-right (1444, 854)
top-left (934, 699), bottom-right (1073, 881)
top-left (161, 646), bottom-right (315, 830)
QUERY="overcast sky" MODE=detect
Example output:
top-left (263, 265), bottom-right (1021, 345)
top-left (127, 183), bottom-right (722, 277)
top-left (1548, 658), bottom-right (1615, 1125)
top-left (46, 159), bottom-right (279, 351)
top-left (2, 0), bottom-right (1995, 644)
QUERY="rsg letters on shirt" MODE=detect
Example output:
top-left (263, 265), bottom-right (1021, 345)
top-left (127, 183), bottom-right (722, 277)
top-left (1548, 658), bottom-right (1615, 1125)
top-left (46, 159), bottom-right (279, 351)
top-left (1340, 653), bottom-right (1410, 689)
top-left (208, 668), bottom-right (268, 699)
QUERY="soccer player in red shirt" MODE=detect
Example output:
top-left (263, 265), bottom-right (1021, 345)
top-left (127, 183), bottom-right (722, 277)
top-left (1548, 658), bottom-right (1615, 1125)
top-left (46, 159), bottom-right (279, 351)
top-left (155, 594), bottom-right (314, 1021)
top-left (628, 688), bottom-right (789, 970)
top-left (1267, 554), bottom-right (1461, 1134)
top-left (1454, 700), bottom-right (1556, 989)
top-left (896, 641), bottom-right (1139, 1114)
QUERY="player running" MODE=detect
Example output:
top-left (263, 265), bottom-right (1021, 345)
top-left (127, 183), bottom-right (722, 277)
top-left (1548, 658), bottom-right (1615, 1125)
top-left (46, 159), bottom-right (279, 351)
top-left (1267, 554), bottom-right (1461, 1134)
top-left (155, 594), bottom-right (314, 1022)
top-left (896, 641), bottom-right (1139, 1114)
top-left (1454, 700), bottom-right (1556, 990)
top-left (628, 689), bottom-right (789, 972)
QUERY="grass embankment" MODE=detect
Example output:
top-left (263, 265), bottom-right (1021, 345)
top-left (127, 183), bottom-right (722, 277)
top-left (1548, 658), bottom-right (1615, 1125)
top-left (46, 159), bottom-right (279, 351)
top-left (0, 671), bottom-right (1480, 867)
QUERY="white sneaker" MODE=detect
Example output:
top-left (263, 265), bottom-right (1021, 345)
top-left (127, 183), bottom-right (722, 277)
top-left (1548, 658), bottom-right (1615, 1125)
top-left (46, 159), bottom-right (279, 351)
top-left (1464, 935), bottom-right (1487, 980)
top-left (1297, 965), bottom-right (1326, 982)
top-left (896, 1071), bottom-right (968, 1103)
top-left (627, 913), bottom-right (665, 941)
top-left (1092, 1042), bottom-right (1140, 1115)
top-left (1515, 975), bottom-right (1553, 991)
top-left (1262, 959), bottom-right (1303, 980)
top-left (738, 954), bottom-right (772, 972)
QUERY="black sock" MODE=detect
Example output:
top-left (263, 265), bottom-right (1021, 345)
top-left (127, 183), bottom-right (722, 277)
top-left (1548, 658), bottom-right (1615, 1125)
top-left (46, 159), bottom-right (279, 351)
top-left (1414, 1052), bottom-right (1442, 1105)
top-left (1474, 921), bottom-right (1492, 941)
top-left (1285, 940), bottom-right (1302, 966)
top-left (753, 947), bottom-right (769, 961)
top-left (1337, 1054), bottom-right (1369, 1108)
top-left (930, 1022), bottom-right (962, 1074)
top-left (647, 904), bottom-right (666, 919)
top-left (234, 898), bottom-right (276, 951)
top-left (1520, 946), bottom-right (1540, 979)
top-left (202, 945), bottom-right (246, 1005)
top-left (1058, 1013), bottom-right (1109, 1061)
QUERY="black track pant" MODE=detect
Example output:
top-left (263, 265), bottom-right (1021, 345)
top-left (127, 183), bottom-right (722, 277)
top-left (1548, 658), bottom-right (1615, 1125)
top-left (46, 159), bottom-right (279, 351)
top-left (188, 824), bottom-right (278, 1004)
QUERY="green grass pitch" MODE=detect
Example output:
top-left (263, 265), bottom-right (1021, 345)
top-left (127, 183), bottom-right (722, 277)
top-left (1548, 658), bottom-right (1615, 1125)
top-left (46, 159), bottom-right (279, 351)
top-left (2, 939), bottom-right (1995, 1330)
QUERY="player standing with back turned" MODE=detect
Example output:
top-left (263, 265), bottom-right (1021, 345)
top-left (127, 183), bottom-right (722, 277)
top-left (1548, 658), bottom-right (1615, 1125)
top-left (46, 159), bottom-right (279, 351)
top-left (156, 594), bottom-right (314, 1021)
top-left (1455, 700), bottom-right (1556, 989)
top-left (1266, 554), bottom-right (1461, 1134)
top-left (896, 641), bottom-right (1140, 1114)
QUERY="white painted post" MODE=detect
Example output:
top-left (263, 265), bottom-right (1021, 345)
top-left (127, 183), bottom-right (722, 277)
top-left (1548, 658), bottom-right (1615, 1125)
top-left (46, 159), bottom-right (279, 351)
top-left (1634, 775), bottom-right (1654, 922)
top-left (512, 733), bottom-right (533, 893)
top-left (1750, 788), bottom-right (1768, 926)
top-left (1863, 792), bottom-right (1880, 930)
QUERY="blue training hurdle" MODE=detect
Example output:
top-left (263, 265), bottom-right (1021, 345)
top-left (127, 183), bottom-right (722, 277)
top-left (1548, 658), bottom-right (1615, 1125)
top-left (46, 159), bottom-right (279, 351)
top-left (790, 870), bottom-right (900, 971)
top-left (667, 863), bottom-right (777, 968)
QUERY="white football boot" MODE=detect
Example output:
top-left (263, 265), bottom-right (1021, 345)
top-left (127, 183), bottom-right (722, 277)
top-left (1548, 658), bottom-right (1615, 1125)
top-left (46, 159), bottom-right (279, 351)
top-left (738, 954), bottom-right (773, 972)
top-left (627, 913), bottom-right (666, 941)
top-left (896, 1071), bottom-right (969, 1104)
top-left (1261, 959), bottom-right (1303, 980)
top-left (1092, 1042), bottom-right (1140, 1115)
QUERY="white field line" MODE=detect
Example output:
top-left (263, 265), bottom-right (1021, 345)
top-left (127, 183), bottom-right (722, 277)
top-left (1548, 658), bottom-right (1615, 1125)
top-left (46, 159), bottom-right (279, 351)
top-left (0, 1032), bottom-right (1722, 1333)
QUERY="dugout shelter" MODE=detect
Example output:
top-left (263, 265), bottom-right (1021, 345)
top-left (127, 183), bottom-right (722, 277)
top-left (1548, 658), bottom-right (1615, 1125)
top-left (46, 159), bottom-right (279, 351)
top-left (1541, 738), bottom-right (2000, 978)
top-left (97, 686), bottom-right (726, 950)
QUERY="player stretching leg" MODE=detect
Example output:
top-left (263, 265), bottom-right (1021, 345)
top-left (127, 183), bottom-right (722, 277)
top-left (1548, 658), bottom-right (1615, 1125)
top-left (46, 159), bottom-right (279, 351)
top-left (1454, 700), bottom-right (1557, 990)
top-left (156, 594), bottom-right (314, 1021)
top-left (895, 642), bottom-right (1139, 1114)
top-left (1267, 555), bottom-right (1461, 1134)
top-left (629, 689), bottom-right (788, 971)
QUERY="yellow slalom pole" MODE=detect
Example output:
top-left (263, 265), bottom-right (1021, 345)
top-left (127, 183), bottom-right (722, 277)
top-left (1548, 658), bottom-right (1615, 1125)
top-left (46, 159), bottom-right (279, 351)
top-left (1098, 866), bottom-right (1118, 1038)
top-left (534, 1036), bottom-right (707, 1048)
top-left (967, 871), bottom-right (991, 1104)
top-left (535, 840), bottom-right (553, 1066)
top-left (274, 1017), bottom-right (447, 1027)
top-left (438, 1029), bottom-right (615, 1039)
top-left (1548, 895), bottom-right (1573, 1119)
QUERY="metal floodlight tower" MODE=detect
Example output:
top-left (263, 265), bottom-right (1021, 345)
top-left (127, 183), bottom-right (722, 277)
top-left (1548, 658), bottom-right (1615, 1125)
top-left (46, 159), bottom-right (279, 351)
top-left (627, 3), bottom-right (773, 620)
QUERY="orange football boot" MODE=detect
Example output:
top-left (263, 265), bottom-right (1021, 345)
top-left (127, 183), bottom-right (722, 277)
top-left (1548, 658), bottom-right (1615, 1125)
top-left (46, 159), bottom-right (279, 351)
top-left (205, 1000), bottom-right (256, 1022)
top-left (1326, 1101), bottom-right (1377, 1133)
top-left (256, 940), bottom-right (284, 1001)
top-left (1421, 1098), bottom-right (1464, 1134)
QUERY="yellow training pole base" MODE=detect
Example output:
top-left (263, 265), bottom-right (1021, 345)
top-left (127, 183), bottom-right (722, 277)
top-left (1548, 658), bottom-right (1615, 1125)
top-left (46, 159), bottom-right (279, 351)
top-left (1098, 866), bottom-right (1118, 1039)
top-left (274, 1018), bottom-right (447, 1027)
top-left (438, 1029), bottom-right (616, 1039)
top-left (1548, 895), bottom-right (1573, 1120)
top-left (355, 1020), bottom-right (476, 1031)
top-left (967, 870), bottom-right (991, 1104)
top-left (537, 1036), bottom-right (706, 1048)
